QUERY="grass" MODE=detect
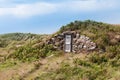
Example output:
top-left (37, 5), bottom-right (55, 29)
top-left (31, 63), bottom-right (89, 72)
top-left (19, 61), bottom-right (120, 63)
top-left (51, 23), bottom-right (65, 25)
top-left (0, 20), bottom-right (120, 80)
top-left (0, 59), bottom-right (22, 71)
top-left (34, 52), bottom-right (120, 80)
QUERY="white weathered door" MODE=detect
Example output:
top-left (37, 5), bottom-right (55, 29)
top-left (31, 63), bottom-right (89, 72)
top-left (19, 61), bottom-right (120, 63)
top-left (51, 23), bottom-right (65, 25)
top-left (65, 35), bottom-right (72, 52)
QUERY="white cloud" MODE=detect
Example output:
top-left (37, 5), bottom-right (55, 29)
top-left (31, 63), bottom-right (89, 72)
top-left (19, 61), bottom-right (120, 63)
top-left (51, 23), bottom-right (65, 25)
top-left (0, 2), bottom-right (57, 18)
top-left (0, 0), bottom-right (119, 18)
top-left (58, 0), bottom-right (119, 12)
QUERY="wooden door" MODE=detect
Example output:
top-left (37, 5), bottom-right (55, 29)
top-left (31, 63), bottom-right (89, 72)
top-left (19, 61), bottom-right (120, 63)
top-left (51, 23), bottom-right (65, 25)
top-left (65, 35), bottom-right (72, 52)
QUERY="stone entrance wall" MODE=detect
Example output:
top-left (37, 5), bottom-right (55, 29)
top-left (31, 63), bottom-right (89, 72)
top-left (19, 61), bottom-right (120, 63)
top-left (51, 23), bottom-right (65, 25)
top-left (47, 31), bottom-right (96, 53)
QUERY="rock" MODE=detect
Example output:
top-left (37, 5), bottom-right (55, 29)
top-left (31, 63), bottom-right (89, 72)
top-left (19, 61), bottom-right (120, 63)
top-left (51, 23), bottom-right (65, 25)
top-left (115, 35), bottom-right (120, 39)
top-left (115, 35), bottom-right (120, 42)
top-left (57, 35), bottom-right (63, 39)
top-left (51, 38), bottom-right (55, 41)
top-left (78, 43), bottom-right (83, 49)
top-left (53, 46), bottom-right (58, 49)
top-left (83, 45), bottom-right (87, 49)
top-left (46, 31), bottom-right (96, 53)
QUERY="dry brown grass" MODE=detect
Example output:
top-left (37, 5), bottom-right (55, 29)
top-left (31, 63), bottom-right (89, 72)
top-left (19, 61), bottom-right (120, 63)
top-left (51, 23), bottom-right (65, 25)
top-left (23, 53), bottom-right (86, 80)
top-left (0, 53), bottom-right (86, 80)
top-left (0, 62), bottom-right (35, 80)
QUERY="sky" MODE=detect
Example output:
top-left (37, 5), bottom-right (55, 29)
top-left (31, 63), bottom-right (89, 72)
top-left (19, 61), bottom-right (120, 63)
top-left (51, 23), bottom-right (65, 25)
top-left (0, 0), bottom-right (120, 34)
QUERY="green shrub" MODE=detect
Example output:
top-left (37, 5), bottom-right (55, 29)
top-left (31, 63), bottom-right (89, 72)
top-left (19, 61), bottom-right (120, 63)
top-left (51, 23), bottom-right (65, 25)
top-left (73, 58), bottom-right (92, 67)
top-left (88, 53), bottom-right (108, 65)
top-left (106, 45), bottom-right (120, 59)
top-left (8, 44), bottom-right (63, 62)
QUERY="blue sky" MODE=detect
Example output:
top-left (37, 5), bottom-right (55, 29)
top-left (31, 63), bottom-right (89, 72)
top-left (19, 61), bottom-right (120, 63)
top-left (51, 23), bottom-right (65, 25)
top-left (0, 0), bottom-right (120, 34)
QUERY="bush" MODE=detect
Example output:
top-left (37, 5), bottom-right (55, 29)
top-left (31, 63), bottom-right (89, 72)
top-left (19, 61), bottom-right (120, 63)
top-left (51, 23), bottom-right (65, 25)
top-left (8, 44), bottom-right (63, 62)
top-left (73, 58), bottom-right (92, 67)
top-left (106, 45), bottom-right (120, 59)
top-left (88, 53), bottom-right (108, 65)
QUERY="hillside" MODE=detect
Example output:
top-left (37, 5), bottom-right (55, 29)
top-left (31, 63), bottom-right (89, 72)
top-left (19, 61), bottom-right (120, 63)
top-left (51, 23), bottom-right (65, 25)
top-left (0, 20), bottom-right (120, 80)
top-left (0, 33), bottom-right (48, 47)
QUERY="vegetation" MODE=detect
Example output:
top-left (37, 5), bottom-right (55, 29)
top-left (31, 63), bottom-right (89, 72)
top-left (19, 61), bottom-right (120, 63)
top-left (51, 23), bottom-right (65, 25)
top-left (59, 20), bottom-right (120, 51)
top-left (0, 20), bottom-right (120, 80)
top-left (8, 44), bottom-right (63, 62)
top-left (35, 50), bottom-right (120, 80)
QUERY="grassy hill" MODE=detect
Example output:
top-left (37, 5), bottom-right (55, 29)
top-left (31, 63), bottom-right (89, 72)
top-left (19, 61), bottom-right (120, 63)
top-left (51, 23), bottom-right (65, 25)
top-left (0, 33), bottom-right (48, 47)
top-left (0, 20), bottom-right (120, 80)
